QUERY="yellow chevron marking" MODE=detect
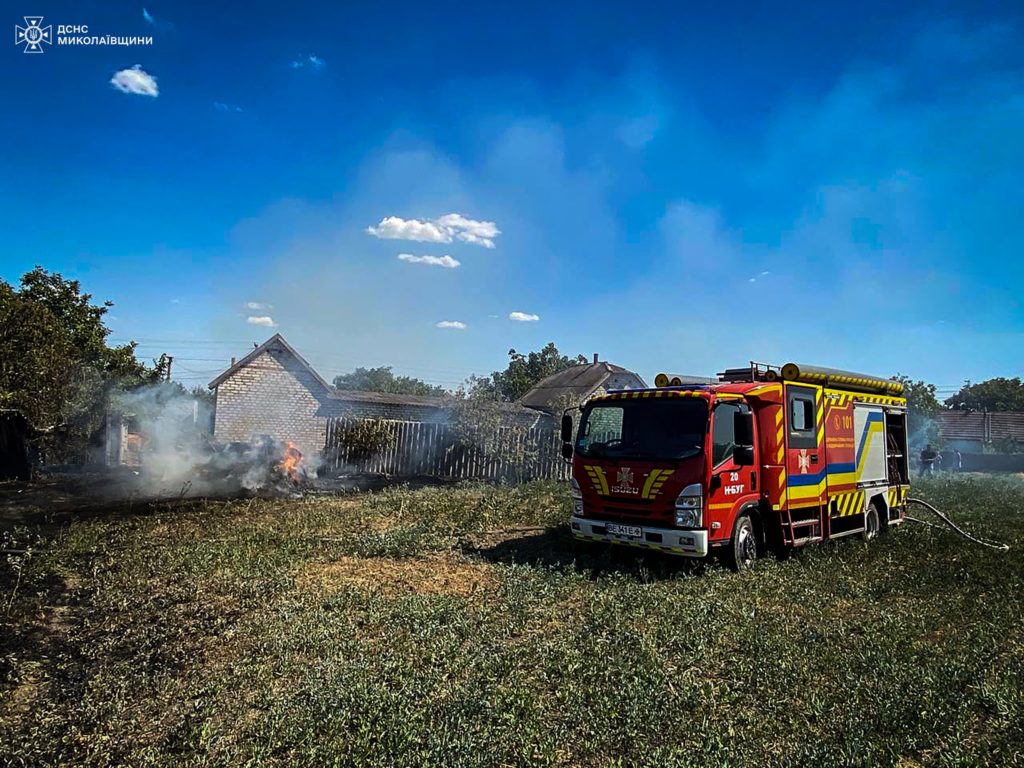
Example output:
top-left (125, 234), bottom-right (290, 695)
top-left (641, 469), bottom-right (672, 499)
top-left (583, 465), bottom-right (609, 495)
top-left (647, 471), bottom-right (671, 499)
top-left (640, 470), bottom-right (659, 498)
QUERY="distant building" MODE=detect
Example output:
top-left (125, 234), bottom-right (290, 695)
top-left (937, 410), bottom-right (1024, 451)
top-left (518, 354), bottom-right (646, 415)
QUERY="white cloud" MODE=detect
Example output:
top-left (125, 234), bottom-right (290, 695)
top-left (436, 213), bottom-right (501, 248)
top-left (247, 301), bottom-right (273, 310)
top-left (214, 101), bottom-right (243, 113)
top-left (367, 213), bottom-right (500, 248)
top-left (435, 320), bottom-right (467, 329)
top-left (367, 216), bottom-right (448, 243)
top-left (247, 315), bottom-right (277, 327)
top-left (509, 311), bottom-right (540, 322)
top-left (110, 65), bottom-right (159, 97)
top-left (397, 253), bottom-right (460, 268)
top-left (291, 54), bottom-right (325, 70)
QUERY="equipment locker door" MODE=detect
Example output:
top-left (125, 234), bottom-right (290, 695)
top-left (784, 384), bottom-right (827, 511)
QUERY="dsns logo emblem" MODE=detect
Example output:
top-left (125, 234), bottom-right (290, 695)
top-left (15, 16), bottom-right (51, 53)
top-left (611, 466), bottom-right (639, 495)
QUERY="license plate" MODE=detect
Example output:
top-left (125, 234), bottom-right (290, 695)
top-left (606, 523), bottom-right (642, 538)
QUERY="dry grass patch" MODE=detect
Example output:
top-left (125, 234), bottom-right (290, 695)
top-left (298, 553), bottom-right (501, 598)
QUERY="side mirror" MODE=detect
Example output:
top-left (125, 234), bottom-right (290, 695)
top-left (561, 442), bottom-right (574, 460)
top-left (560, 413), bottom-right (574, 443)
top-left (734, 445), bottom-right (755, 466)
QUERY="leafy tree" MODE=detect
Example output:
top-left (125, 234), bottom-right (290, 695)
top-left (443, 388), bottom-right (544, 481)
top-left (475, 343), bottom-right (587, 402)
top-left (945, 377), bottom-right (1024, 412)
top-left (892, 374), bottom-right (943, 449)
top-left (336, 418), bottom-right (396, 461)
top-left (893, 375), bottom-right (942, 419)
top-left (333, 366), bottom-right (444, 396)
top-left (0, 267), bottom-right (164, 459)
top-left (189, 385), bottom-right (216, 407)
top-left (14, 267), bottom-right (159, 382)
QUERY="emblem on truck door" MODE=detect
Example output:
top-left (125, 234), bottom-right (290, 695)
top-left (798, 449), bottom-right (810, 474)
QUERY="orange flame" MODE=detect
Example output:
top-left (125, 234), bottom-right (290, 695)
top-left (278, 441), bottom-right (303, 484)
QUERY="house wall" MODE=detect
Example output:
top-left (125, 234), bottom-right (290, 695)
top-left (589, 371), bottom-right (647, 399)
top-left (213, 348), bottom-right (330, 454)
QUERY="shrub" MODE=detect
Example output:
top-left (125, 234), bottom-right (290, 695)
top-left (340, 418), bottom-right (395, 460)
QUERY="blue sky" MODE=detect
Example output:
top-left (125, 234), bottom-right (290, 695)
top-left (2, 1), bottom-right (1022, 396)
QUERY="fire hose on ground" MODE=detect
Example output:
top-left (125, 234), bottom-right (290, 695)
top-left (905, 497), bottom-right (1011, 552)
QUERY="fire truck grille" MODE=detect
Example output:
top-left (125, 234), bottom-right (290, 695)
top-left (602, 505), bottom-right (656, 517)
top-left (600, 496), bottom-right (653, 507)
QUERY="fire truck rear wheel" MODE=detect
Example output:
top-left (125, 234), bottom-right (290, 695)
top-left (862, 502), bottom-right (881, 542)
top-left (722, 512), bottom-right (758, 572)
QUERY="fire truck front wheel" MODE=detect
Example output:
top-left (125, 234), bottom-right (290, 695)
top-left (721, 512), bottom-right (758, 572)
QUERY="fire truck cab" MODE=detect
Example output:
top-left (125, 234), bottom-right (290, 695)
top-left (561, 362), bottom-right (910, 570)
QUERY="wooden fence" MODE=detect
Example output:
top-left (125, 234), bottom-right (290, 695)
top-left (324, 418), bottom-right (570, 481)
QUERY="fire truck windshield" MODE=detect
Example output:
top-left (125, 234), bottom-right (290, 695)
top-left (575, 398), bottom-right (708, 461)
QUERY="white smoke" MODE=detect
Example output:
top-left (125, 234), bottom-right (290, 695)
top-left (108, 383), bottom-right (320, 497)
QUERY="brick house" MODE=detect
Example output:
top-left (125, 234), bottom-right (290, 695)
top-left (209, 334), bottom-right (450, 455)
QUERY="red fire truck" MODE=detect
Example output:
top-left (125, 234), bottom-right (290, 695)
top-left (560, 362), bottom-right (910, 570)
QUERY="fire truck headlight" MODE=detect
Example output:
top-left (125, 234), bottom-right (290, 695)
top-left (570, 477), bottom-right (584, 516)
top-left (674, 483), bottom-right (703, 528)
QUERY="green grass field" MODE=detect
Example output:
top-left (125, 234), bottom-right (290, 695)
top-left (2, 475), bottom-right (1023, 767)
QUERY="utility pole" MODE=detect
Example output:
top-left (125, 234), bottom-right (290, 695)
top-left (165, 355), bottom-right (173, 382)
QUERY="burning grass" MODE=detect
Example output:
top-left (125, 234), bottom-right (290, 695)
top-left (1, 476), bottom-right (1023, 766)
